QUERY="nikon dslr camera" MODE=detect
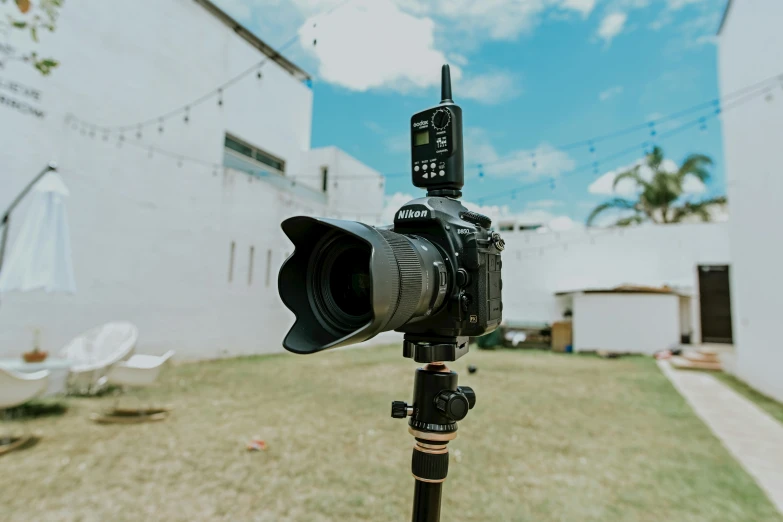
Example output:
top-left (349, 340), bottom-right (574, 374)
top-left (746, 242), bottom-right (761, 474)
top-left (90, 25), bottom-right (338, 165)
top-left (278, 65), bottom-right (504, 362)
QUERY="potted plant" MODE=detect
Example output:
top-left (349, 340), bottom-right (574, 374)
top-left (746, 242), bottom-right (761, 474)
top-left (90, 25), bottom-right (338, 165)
top-left (22, 328), bottom-right (48, 363)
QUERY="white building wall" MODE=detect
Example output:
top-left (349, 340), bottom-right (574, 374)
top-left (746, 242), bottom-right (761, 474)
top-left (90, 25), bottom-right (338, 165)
top-left (0, 0), bottom-right (384, 360)
top-left (573, 293), bottom-right (680, 354)
top-left (500, 222), bottom-right (731, 344)
top-left (301, 146), bottom-right (386, 223)
top-left (718, 0), bottom-right (783, 401)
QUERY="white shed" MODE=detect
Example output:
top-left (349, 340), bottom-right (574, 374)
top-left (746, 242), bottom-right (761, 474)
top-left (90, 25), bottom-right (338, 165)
top-left (558, 286), bottom-right (689, 355)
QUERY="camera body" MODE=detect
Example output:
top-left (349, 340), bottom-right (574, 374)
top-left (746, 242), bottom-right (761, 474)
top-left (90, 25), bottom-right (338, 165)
top-left (277, 64), bottom-right (504, 361)
top-left (392, 196), bottom-right (503, 340)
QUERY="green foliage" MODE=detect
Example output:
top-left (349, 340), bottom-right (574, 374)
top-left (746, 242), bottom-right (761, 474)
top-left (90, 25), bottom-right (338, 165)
top-left (587, 146), bottom-right (727, 227)
top-left (3, 0), bottom-right (63, 75)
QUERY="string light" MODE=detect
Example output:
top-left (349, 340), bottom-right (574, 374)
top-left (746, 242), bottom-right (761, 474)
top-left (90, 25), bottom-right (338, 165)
top-left (158, 118), bottom-right (164, 133)
top-left (217, 88), bottom-right (223, 107)
top-left (256, 69), bottom-right (263, 80)
top-left (136, 125), bottom-right (143, 139)
top-left (184, 107), bottom-right (190, 123)
top-left (648, 121), bottom-right (657, 138)
top-left (699, 117), bottom-right (707, 132)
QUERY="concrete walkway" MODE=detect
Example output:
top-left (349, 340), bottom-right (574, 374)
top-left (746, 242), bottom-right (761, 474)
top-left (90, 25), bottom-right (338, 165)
top-left (658, 361), bottom-right (783, 514)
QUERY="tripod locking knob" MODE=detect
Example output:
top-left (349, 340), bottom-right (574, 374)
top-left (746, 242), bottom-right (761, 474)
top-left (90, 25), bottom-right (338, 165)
top-left (391, 401), bottom-right (411, 419)
top-left (434, 390), bottom-right (470, 421)
top-left (458, 386), bottom-right (476, 409)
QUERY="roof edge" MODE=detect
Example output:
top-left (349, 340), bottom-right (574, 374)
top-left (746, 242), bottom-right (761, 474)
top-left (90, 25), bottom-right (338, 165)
top-left (193, 0), bottom-right (311, 82)
top-left (717, 0), bottom-right (733, 35)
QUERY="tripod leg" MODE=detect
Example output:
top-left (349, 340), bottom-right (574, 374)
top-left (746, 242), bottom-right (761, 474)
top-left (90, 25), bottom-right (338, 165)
top-left (412, 480), bottom-right (442, 522)
top-left (410, 440), bottom-right (449, 522)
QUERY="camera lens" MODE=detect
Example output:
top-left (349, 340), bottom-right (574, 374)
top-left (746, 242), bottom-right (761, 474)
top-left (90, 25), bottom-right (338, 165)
top-left (279, 217), bottom-right (450, 354)
top-left (311, 235), bottom-right (372, 332)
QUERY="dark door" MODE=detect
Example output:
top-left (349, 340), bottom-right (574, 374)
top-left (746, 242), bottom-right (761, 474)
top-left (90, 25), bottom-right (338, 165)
top-left (698, 265), bottom-right (733, 344)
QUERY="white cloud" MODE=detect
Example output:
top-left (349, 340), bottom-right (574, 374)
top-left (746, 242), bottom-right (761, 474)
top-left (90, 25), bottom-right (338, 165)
top-left (597, 12), bottom-right (627, 44)
top-left (299, 1), bottom-right (455, 92)
top-left (410, 0), bottom-right (597, 41)
top-left (297, 1), bottom-right (522, 102)
top-left (561, 0), bottom-right (596, 17)
top-left (599, 85), bottom-right (624, 101)
top-left (588, 158), bottom-right (706, 195)
top-left (382, 193), bottom-right (578, 231)
top-left (458, 71), bottom-right (521, 104)
top-left (466, 128), bottom-right (576, 181)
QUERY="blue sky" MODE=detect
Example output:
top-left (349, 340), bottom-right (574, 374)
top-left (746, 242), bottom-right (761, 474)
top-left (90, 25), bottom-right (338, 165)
top-left (215, 0), bottom-right (729, 228)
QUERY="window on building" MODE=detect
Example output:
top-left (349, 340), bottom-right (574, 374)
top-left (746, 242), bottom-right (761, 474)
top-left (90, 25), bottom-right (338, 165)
top-left (321, 166), bottom-right (329, 193)
top-left (224, 134), bottom-right (285, 175)
top-left (248, 246), bottom-right (255, 286)
top-left (228, 241), bottom-right (236, 282)
top-left (265, 249), bottom-right (273, 287)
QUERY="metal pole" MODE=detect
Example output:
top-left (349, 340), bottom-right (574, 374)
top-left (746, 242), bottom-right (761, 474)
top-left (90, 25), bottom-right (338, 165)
top-left (412, 480), bottom-right (443, 522)
top-left (0, 162), bottom-right (57, 276)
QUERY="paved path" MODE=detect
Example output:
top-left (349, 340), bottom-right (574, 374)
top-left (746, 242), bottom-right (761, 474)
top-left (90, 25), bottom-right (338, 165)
top-left (658, 361), bottom-right (783, 514)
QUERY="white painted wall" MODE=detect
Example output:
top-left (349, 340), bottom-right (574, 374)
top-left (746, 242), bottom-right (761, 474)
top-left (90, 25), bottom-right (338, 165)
top-left (301, 146), bottom-right (386, 223)
top-left (498, 222), bottom-right (731, 346)
top-left (0, 1), bottom-right (385, 360)
top-left (718, 0), bottom-right (783, 401)
top-left (573, 293), bottom-right (680, 354)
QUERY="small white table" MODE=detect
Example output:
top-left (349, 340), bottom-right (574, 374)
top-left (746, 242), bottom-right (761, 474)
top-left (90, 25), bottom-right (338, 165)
top-left (0, 358), bottom-right (72, 397)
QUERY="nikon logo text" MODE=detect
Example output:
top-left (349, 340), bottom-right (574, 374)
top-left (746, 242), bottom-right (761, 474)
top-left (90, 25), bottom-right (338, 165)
top-left (397, 209), bottom-right (429, 219)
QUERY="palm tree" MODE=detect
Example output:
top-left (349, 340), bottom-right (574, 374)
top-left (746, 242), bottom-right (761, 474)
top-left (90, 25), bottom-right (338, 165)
top-left (587, 146), bottom-right (727, 227)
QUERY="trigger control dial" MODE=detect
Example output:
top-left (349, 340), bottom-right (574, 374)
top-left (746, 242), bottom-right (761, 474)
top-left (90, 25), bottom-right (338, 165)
top-left (432, 109), bottom-right (451, 130)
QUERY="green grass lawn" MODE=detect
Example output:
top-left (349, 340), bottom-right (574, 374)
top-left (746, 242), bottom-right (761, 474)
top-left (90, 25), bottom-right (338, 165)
top-left (2, 346), bottom-right (781, 522)
top-left (715, 372), bottom-right (783, 425)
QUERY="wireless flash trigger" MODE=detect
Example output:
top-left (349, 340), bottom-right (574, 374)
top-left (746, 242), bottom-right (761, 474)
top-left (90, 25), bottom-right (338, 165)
top-left (410, 64), bottom-right (464, 197)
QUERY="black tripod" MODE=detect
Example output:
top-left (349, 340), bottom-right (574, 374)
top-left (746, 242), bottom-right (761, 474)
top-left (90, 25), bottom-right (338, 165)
top-left (391, 337), bottom-right (476, 522)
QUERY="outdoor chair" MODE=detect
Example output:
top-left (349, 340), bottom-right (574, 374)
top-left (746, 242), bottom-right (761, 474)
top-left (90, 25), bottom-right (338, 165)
top-left (0, 368), bottom-right (49, 455)
top-left (91, 350), bottom-right (175, 424)
top-left (60, 322), bottom-right (138, 395)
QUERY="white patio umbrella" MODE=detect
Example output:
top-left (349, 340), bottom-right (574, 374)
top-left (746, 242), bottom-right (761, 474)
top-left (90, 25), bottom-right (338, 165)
top-left (0, 166), bottom-right (76, 294)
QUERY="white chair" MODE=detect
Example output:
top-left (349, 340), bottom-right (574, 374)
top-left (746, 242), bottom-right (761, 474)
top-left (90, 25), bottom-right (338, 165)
top-left (92, 350), bottom-right (175, 424)
top-left (105, 350), bottom-right (175, 388)
top-left (0, 368), bottom-right (49, 454)
top-left (60, 322), bottom-right (138, 395)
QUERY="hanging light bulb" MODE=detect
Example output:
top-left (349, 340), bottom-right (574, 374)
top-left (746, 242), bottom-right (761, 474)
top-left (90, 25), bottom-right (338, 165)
top-left (136, 125), bottom-right (143, 139)
top-left (159, 118), bottom-right (164, 133)
top-left (648, 121), bottom-right (657, 137)
top-left (699, 116), bottom-right (707, 132)
top-left (257, 69), bottom-right (263, 80)
top-left (477, 163), bottom-right (484, 180)
top-left (218, 88), bottom-right (224, 107)
top-left (89, 127), bottom-right (96, 138)
top-left (103, 131), bottom-right (109, 142)
top-left (593, 161), bottom-right (599, 175)
top-left (588, 141), bottom-right (596, 155)
top-left (184, 107), bottom-right (190, 123)
top-left (531, 152), bottom-right (537, 169)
